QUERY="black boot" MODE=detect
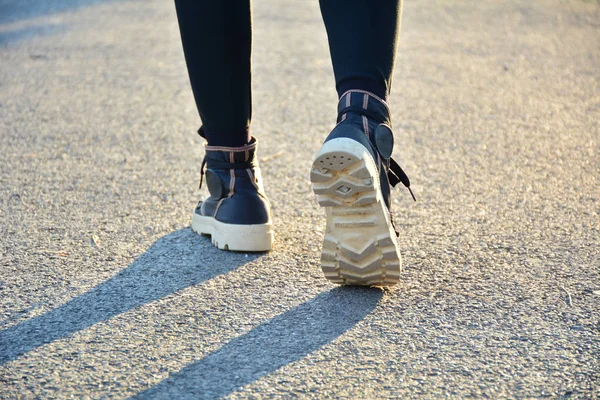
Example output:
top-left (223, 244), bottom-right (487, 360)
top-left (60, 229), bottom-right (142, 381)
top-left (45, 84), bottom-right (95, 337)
top-left (192, 137), bottom-right (273, 251)
top-left (310, 90), bottom-right (414, 286)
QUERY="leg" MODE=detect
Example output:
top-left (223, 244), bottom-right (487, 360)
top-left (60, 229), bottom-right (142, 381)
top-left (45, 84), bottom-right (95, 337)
top-left (312, 0), bottom-right (413, 286)
top-left (174, 0), bottom-right (252, 147)
top-left (319, 0), bottom-right (402, 100)
top-left (175, 0), bottom-right (273, 251)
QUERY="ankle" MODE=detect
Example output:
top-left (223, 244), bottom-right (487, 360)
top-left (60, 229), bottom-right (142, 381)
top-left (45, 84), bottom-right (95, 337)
top-left (336, 79), bottom-right (388, 101)
top-left (198, 125), bottom-right (252, 148)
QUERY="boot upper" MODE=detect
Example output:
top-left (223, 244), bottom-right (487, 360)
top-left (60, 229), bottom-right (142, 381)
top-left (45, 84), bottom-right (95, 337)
top-left (196, 137), bottom-right (271, 225)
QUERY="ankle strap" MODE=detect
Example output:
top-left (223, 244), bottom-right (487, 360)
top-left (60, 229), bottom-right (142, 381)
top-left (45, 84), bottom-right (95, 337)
top-left (205, 140), bottom-right (257, 153)
top-left (337, 90), bottom-right (391, 125)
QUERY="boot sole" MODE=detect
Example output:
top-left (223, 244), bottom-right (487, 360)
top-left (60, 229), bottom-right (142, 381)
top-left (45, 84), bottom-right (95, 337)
top-left (191, 214), bottom-right (273, 252)
top-left (310, 138), bottom-right (402, 286)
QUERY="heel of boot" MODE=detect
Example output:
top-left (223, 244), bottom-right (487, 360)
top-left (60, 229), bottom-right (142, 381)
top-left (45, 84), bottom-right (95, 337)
top-left (310, 138), bottom-right (402, 286)
top-left (192, 214), bottom-right (273, 252)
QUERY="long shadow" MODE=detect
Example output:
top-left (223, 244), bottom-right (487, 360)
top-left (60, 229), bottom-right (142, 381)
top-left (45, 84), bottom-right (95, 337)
top-left (0, 0), bottom-right (119, 45)
top-left (132, 287), bottom-right (383, 399)
top-left (0, 0), bottom-right (118, 24)
top-left (0, 228), bottom-right (263, 364)
top-left (0, 24), bottom-right (67, 45)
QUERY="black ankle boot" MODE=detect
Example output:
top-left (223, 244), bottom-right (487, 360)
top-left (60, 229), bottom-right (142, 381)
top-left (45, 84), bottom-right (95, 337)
top-left (192, 137), bottom-right (273, 251)
top-left (310, 90), bottom-right (414, 286)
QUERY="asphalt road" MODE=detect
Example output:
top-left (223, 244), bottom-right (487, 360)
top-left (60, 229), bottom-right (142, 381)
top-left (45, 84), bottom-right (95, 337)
top-left (1, 0), bottom-right (599, 398)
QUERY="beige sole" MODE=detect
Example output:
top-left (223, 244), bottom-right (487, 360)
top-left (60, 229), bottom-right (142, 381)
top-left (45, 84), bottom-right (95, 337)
top-left (311, 138), bottom-right (402, 286)
top-left (191, 213), bottom-right (273, 252)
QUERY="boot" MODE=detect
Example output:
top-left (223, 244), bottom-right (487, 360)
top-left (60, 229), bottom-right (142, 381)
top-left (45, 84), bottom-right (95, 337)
top-left (192, 137), bottom-right (273, 252)
top-left (310, 90), bottom-right (414, 286)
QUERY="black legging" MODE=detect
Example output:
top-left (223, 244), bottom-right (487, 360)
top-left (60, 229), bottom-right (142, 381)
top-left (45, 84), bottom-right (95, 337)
top-left (174, 0), bottom-right (402, 147)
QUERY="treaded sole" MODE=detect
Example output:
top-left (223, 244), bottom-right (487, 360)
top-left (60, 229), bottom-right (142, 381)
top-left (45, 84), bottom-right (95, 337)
top-left (311, 138), bottom-right (402, 286)
top-left (191, 213), bottom-right (273, 252)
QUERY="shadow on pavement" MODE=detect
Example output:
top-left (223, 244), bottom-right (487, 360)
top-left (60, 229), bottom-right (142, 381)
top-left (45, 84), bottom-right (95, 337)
top-left (0, 228), bottom-right (264, 364)
top-left (0, 0), bottom-right (117, 24)
top-left (133, 287), bottom-right (383, 399)
top-left (0, 24), bottom-right (67, 45)
top-left (0, 0), bottom-right (119, 44)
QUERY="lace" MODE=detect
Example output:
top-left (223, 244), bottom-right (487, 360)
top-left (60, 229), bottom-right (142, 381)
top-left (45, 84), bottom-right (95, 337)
top-left (198, 158), bottom-right (207, 189)
top-left (390, 211), bottom-right (400, 237)
top-left (383, 157), bottom-right (415, 237)
top-left (387, 158), bottom-right (416, 202)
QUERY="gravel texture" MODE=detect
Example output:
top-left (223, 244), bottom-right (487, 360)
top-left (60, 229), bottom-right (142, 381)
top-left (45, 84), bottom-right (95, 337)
top-left (1, 0), bottom-right (599, 398)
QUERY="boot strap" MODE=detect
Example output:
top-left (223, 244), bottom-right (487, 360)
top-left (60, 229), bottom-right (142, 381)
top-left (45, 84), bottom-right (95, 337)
top-left (199, 158), bottom-right (258, 189)
top-left (336, 106), bottom-right (388, 124)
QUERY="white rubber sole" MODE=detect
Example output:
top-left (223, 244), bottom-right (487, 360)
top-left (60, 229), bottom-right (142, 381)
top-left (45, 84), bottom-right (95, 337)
top-left (191, 213), bottom-right (273, 252)
top-left (310, 138), bottom-right (402, 286)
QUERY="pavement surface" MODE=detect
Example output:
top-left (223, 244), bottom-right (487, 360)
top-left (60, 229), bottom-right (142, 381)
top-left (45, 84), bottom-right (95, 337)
top-left (1, 0), bottom-right (599, 398)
